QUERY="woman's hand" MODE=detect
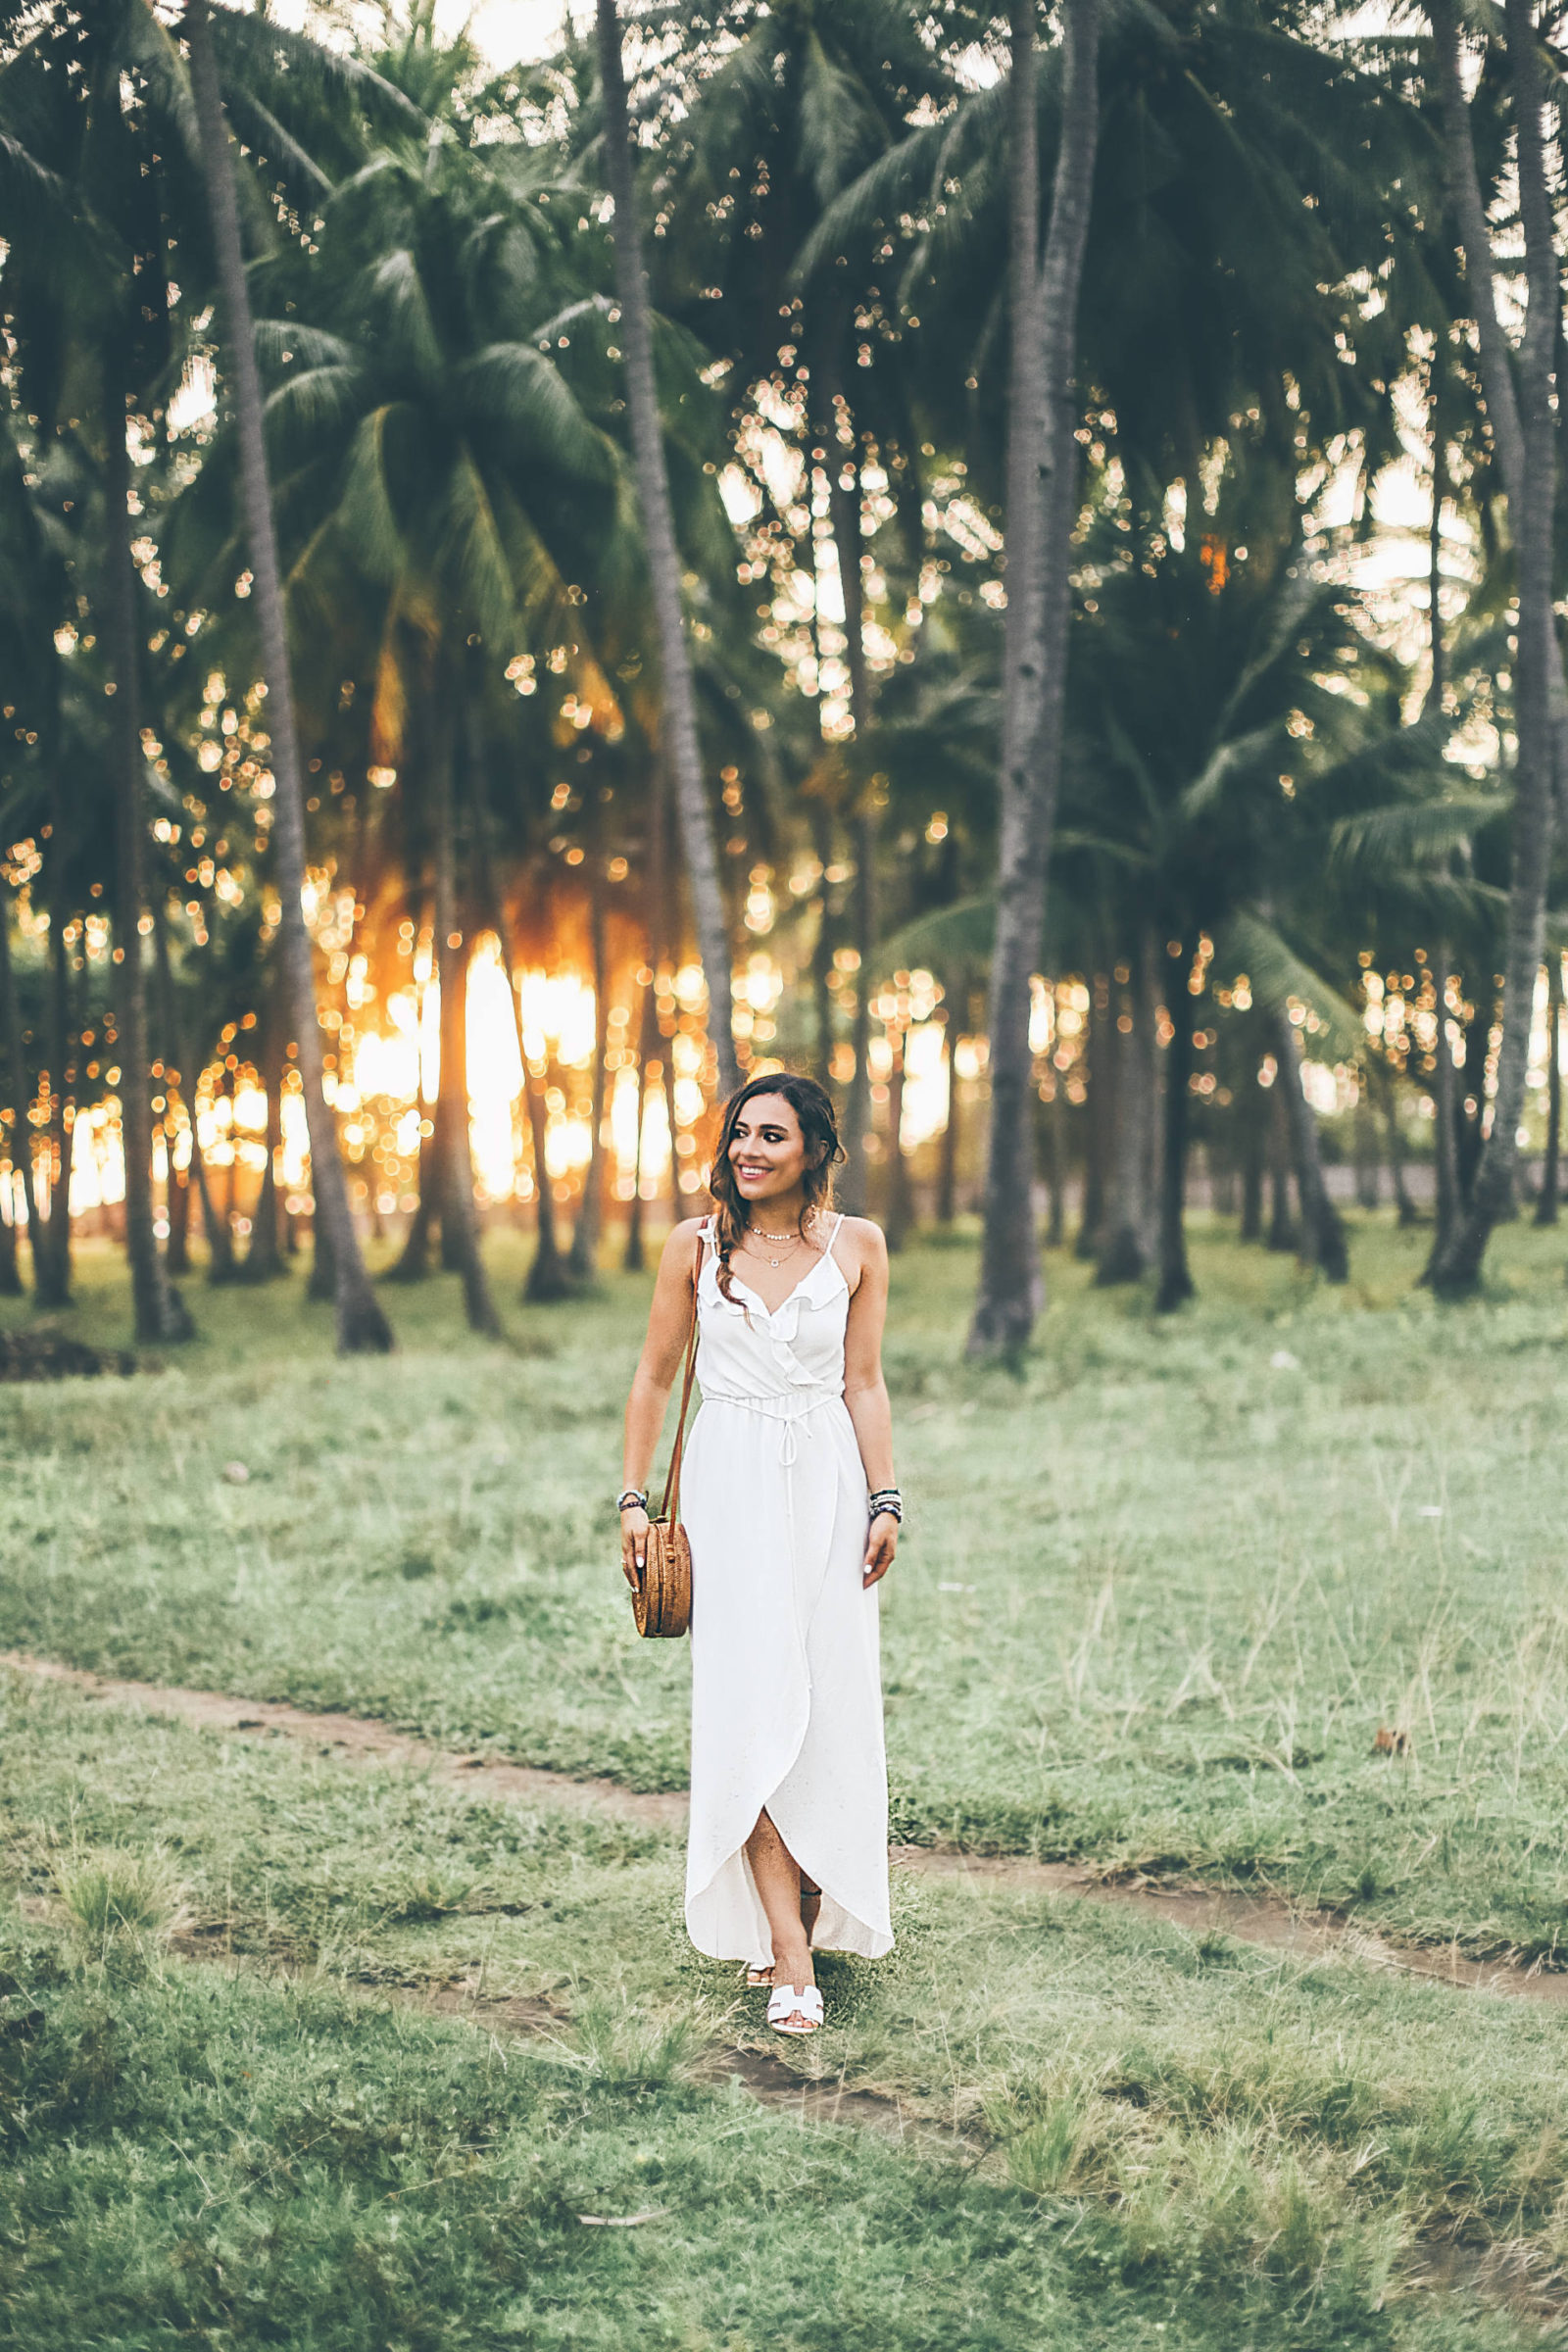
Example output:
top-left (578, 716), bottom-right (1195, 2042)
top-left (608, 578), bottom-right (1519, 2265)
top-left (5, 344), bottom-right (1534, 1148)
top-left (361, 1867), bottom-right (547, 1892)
top-left (863, 1511), bottom-right (899, 1589)
top-left (620, 1505), bottom-right (651, 1591)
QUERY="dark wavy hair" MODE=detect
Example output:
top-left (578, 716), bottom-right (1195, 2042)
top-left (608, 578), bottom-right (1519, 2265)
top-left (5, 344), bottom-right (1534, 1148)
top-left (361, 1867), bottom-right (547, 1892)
top-left (707, 1072), bottom-right (844, 1304)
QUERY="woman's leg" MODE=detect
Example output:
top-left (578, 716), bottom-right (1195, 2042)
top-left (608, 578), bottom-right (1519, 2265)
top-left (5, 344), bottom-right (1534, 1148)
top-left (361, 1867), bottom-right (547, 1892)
top-left (745, 1810), bottom-right (813, 2002)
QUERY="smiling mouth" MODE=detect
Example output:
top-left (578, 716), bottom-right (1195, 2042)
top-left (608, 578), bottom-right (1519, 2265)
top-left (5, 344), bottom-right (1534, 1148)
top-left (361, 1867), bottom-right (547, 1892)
top-left (736, 1163), bottom-right (770, 1181)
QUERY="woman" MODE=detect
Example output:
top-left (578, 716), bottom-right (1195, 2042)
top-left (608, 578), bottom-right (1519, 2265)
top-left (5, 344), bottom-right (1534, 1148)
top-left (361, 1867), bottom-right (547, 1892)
top-left (618, 1073), bottom-right (901, 2036)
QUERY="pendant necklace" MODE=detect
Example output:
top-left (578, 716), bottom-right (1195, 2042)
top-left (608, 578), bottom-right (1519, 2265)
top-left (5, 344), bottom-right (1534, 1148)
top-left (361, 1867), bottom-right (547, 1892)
top-left (748, 1219), bottom-right (805, 1270)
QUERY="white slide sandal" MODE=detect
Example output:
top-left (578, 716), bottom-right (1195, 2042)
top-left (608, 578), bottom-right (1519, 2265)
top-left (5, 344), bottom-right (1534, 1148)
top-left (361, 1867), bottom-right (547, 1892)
top-left (766, 1984), bottom-right (823, 2036)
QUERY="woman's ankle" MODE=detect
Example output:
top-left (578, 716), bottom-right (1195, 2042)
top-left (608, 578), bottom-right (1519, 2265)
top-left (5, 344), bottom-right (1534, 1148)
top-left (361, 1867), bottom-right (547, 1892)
top-left (771, 1936), bottom-right (813, 1986)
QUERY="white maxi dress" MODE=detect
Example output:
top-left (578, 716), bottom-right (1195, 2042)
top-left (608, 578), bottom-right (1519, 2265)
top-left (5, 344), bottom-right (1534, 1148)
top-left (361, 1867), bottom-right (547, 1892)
top-left (679, 1215), bottom-right (893, 1966)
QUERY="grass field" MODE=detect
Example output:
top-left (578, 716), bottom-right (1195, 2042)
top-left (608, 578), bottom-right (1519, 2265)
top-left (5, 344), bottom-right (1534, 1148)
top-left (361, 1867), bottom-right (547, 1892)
top-left (4, 1214), bottom-right (1568, 2345)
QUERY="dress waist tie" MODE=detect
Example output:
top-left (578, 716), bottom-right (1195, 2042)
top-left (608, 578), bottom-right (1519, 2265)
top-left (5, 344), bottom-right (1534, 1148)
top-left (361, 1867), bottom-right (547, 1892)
top-left (700, 1384), bottom-right (843, 1465)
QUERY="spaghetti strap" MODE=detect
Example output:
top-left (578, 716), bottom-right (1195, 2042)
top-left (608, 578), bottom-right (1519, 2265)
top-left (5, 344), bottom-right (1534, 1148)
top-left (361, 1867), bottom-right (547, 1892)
top-left (824, 1211), bottom-right (847, 1267)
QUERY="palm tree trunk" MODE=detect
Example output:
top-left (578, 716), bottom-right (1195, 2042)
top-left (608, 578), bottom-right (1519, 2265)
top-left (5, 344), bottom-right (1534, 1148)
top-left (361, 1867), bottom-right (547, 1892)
top-left (1425, 946), bottom-right (1462, 1271)
top-left (240, 990), bottom-right (286, 1280)
top-left (1365, 1058), bottom-right (1413, 1227)
top-left (968, 0), bottom-right (1101, 1356)
top-left (650, 753), bottom-right (684, 1236)
top-left (1240, 1097), bottom-right (1264, 1242)
top-left (481, 858), bottom-right (572, 1304)
top-left (0, 1180), bottom-right (18, 1296)
top-left (1536, 954), bottom-right (1561, 1226)
top-left (104, 382), bottom-right (191, 1345)
top-left (1352, 1083), bottom-right (1381, 1212)
top-left (1267, 1086), bottom-right (1298, 1250)
top-left (431, 704), bottom-right (499, 1336)
top-left (164, 1107), bottom-right (192, 1275)
top-left (386, 895), bottom-right (436, 1283)
top-left (1431, 0), bottom-right (1568, 825)
top-left (937, 1014), bottom-right (959, 1225)
top-left (568, 853), bottom-right (610, 1284)
top-left (221, 1064), bottom-right (240, 1229)
top-left (1418, 399), bottom-right (1464, 1263)
top-left (0, 886), bottom-right (39, 1292)
top-left (885, 1022), bottom-right (913, 1250)
top-left (809, 800), bottom-right (836, 1090)
top-left (1076, 975), bottom-right (1112, 1257)
top-left (841, 812), bottom-right (877, 1215)
top-left (190, 1123), bottom-right (238, 1281)
top-left (149, 897), bottom-right (191, 1276)
top-left (1378, 1063), bottom-right (1417, 1227)
top-left (1428, 0), bottom-right (1557, 1293)
top-left (624, 970), bottom-right (652, 1274)
top-left (520, 1043), bottom-right (572, 1298)
top-left (1045, 1086), bottom-right (1067, 1249)
top-left (825, 431), bottom-right (877, 1214)
top-left (1274, 1012), bottom-right (1348, 1281)
top-left (595, 0), bottom-right (737, 1098)
top-left (37, 914), bottom-right (74, 1307)
top-left (1097, 938), bottom-right (1157, 1284)
top-left (1454, 998), bottom-right (1489, 1206)
top-left (186, 0), bottom-right (391, 1353)
top-left (149, 894), bottom-right (235, 1282)
top-left (662, 1025), bottom-right (682, 1228)
top-left (1154, 966), bottom-right (1195, 1312)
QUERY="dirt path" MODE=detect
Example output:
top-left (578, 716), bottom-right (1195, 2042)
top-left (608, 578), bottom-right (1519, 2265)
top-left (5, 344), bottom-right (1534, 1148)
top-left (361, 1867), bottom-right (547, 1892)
top-left (8, 1648), bottom-right (1566, 2010)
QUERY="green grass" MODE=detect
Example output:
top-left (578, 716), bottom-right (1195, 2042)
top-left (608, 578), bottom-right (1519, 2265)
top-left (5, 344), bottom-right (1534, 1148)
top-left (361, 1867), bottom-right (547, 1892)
top-left (2, 1660), bottom-right (1563, 2347)
top-left (6, 1219), bottom-right (1568, 1956)
top-left (6, 1215), bottom-right (1568, 2347)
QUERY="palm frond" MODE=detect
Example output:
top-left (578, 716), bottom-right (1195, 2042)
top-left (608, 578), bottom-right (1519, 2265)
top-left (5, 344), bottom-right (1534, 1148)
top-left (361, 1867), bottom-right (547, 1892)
top-left (207, 4), bottom-right (425, 131)
top-left (1305, 710), bottom-right (1457, 816)
top-left (437, 445), bottom-right (520, 648)
top-left (338, 404), bottom-right (416, 584)
top-left (1219, 907), bottom-right (1364, 1057)
top-left (368, 247), bottom-right (444, 386)
top-left (265, 362), bottom-right (366, 441)
top-left (876, 895), bottom-right (998, 975)
top-left (1327, 793), bottom-right (1505, 873)
top-left (220, 86), bottom-right (331, 204)
top-left (460, 343), bottom-right (614, 482)
top-left (1179, 719), bottom-right (1291, 820)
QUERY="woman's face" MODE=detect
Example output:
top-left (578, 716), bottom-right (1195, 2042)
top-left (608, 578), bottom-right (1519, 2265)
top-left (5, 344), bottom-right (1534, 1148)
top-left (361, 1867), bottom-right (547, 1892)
top-left (727, 1094), bottom-right (811, 1207)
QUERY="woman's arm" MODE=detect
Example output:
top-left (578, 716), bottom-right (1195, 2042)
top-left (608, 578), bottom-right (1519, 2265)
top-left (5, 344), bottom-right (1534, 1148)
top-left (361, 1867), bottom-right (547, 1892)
top-left (618, 1219), bottom-right (703, 1588)
top-left (842, 1220), bottom-right (899, 1589)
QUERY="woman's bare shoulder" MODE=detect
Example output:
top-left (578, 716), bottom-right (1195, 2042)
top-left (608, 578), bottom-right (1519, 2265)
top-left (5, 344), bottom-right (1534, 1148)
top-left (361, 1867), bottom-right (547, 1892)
top-left (834, 1214), bottom-right (889, 1271)
top-left (661, 1216), bottom-right (709, 1271)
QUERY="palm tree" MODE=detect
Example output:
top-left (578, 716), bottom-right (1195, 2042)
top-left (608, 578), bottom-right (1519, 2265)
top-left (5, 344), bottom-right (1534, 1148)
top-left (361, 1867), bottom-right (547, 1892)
top-left (255, 102), bottom-right (630, 1323)
top-left (647, 0), bottom-right (959, 1199)
top-left (104, 405), bottom-right (195, 1342)
top-left (184, 0), bottom-right (393, 1352)
top-left (1054, 440), bottom-right (1470, 1303)
top-left (594, 0), bottom-right (738, 1097)
top-left (1423, 0), bottom-right (1559, 1294)
top-left (1537, 955), bottom-right (1562, 1226)
top-left (967, 0), bottom-right (1101, 1356)
top-left (430, 693), bottom-right (499, 1333)
top-left (0, 4), bottom-right (197, 1340)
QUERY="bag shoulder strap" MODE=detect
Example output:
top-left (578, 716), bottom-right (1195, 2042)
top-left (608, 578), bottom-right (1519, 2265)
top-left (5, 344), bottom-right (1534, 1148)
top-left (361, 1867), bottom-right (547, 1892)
top-left (660, 1227), bottom-right (703, 1522)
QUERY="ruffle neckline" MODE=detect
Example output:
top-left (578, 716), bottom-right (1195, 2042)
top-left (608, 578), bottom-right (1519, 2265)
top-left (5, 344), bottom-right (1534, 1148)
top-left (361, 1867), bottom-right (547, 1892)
top-left (700, 1238), bottom-right (847, 1389)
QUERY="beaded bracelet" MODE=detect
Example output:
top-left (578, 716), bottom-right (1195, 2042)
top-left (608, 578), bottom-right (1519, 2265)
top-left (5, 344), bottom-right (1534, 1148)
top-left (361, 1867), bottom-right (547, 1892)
top-left (868, 1488), bottom-right (903, 1523)
top-left (617, 1489), bottom-right (649, 1513)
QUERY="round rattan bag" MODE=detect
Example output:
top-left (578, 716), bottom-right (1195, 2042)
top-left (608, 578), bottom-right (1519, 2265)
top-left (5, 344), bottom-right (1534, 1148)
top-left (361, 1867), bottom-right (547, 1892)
top-left (628, 1286), bottom-right (697, 1639)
